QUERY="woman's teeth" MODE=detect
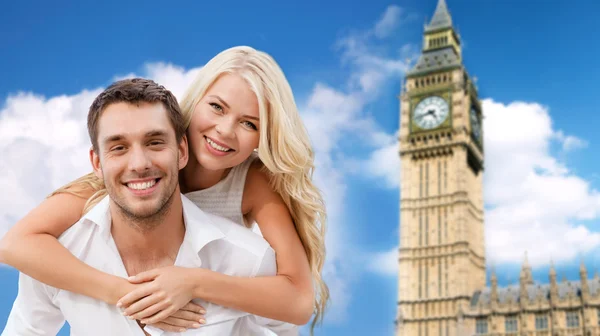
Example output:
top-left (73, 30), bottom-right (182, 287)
top-left (207, 138), bottom-right (231, 152)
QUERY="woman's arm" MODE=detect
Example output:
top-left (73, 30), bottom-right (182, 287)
top-left (121, 162), bottom-right (315, 325)
top-left (196, 162), bottom-right (314, 324)
top-left (0, 192), bottom-right (130, 304)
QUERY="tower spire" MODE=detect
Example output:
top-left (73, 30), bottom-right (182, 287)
top-left (425, 0), bottom-right (453, 32)
top-left (406, 0), bottom-right (462, 77)
top-left (520, 251), bottom-right (534, 285)
top-left (490, 266), bottom-right (498, 310)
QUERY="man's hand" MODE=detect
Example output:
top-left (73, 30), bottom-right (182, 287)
top-left (146, 302), bottom-right (206, 332)
top-left (117, 266), bottom-right (206, 329)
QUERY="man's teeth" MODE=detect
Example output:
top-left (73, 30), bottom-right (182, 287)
top-left (127, 180), bottom-right (156, 190)
top-left (207, 138), bottom-right (231, 152)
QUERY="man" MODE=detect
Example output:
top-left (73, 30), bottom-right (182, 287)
top-left (2, 78), bottom-right (295, 335)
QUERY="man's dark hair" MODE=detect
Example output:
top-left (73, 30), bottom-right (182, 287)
top-left (87, 78), bottom-right (185, 151)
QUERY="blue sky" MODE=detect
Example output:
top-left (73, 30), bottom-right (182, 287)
top-left (2, 0), bottom-right (600, 335)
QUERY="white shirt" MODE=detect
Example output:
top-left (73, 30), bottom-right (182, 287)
top-left (2, 195), bottom-right (297, 336)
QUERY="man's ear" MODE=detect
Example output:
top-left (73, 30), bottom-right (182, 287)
top-left (178, 135), bottom-right (189, 170)
top-left (89, 146), bottom-right (103, 180)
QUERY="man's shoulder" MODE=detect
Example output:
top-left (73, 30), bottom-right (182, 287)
top-left (57, 197), bottom-right (109, 252)
top-left (203, 212), bottom-right (272, 257)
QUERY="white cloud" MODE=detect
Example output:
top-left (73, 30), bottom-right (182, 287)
top-left (114, 63), bottom-right (202, 102)
top-left (368, 247), bottom-right (398, 276)
top-left (365, 141), bottom-right (400, 188)
top-left (336, 12), bottom-right (413, 97)
top-left (374, 5), bottom-right (403, 39)
top-left (554, 130), bottom-right (588, 152)
top-left (0, 90), bottom-right (101, 247)
top-left (482, 98), bottom-right (600, 266)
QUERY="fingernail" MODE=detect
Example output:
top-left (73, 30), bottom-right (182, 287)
top-left (128, 276), bottom-right (135, 281)
top-left (199, 310), bottom-right (206, 314)
top-left (179, 328), bottom-right (186, 332)
top-left (192, 323), bottom-right (201, 328)
top-left (116, 302), bottom-right (122, 308)
top-left (199, 319), bottom-right (206, 324)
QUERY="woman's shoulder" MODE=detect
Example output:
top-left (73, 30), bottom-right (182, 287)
top-left (245, 157), bottom-right (271, 188)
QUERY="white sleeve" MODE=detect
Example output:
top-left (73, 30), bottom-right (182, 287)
top-left (254, 246), bottom-right (277, 277)
top-left (251, 247), bottom-right (300, 336)
top-left (1, 273), bottom-right (65, 336)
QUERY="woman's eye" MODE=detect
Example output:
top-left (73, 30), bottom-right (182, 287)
top-left (210, 102), bottom-right (223, 113)
top-left (242, 121), bottom-right (257, 130)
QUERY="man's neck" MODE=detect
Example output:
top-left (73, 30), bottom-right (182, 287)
top-left (110, 193), bottom-right (186, 275)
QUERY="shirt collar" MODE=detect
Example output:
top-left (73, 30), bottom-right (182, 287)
top-left (180, 194), bottom-right (226, 253)
top-left (81, 195), bottom-right (112, 232)
top-left (81, 193), bottom-right (226, 253)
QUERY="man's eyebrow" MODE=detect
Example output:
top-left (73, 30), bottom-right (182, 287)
top-left (101, 130), bottom-right (169, 144)
top-left (102, 134), bottom-right (124, 144)
top-left (207, 95), bottom-right (230, 109)
top-left (145, 130), bottom-right (169, 138)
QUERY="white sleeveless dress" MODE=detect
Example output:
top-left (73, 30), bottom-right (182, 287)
top-left (185, 153), bottom-right (263, 236)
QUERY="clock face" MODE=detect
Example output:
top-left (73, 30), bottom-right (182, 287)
top-left (470, 107), bottom-right (481, 140)
top-left (413, 96), bottom-right (449, 130)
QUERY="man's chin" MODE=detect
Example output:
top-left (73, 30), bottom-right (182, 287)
top-left (114, 195), bottom-right (158, 216)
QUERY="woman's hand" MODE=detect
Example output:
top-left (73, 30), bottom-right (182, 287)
top-left (117, 266), bottom-right (205, 326)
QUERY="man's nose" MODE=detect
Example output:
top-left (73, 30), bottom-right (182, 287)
top-left (128, 146), bottom-right (152, 172)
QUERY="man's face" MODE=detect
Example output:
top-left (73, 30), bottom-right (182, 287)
top-left (90, 102), bottom-right (188, 222)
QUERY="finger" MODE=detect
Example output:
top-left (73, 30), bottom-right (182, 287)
top-left (128, 269), bottom-right (160, 284)
top-left (182, 302), bottom-right (206, 314)
top-left (170, 309), bottom-right (205, 322)
top-left (156, 316), bottom-right (204, 329)
top-left (140, 303), bottom-right (177, 325)
top-left (125, 295), bottom-right (166, 319)
top-left (148, 322), bottom-right (186, 333)
top-left (118, 284), bottom-right (156, 308)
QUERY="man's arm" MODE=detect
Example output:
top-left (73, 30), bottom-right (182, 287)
top-left (2, 273), bottom-right (65, 336)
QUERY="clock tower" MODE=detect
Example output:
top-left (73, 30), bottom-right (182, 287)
top-left (396, 0), bottom-right (485, 335)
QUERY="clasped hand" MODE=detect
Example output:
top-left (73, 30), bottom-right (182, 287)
top-left (117, 266), bottom-right (205, 332)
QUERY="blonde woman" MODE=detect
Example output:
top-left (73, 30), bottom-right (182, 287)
top-left (0, 46), bottom-right (328, 334)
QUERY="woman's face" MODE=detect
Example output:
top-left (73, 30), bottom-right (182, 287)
top-left (187, 73), bottom-right (261, 171)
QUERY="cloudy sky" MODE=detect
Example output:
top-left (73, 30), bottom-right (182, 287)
top-left (1, 0), bottom-right (600, 335)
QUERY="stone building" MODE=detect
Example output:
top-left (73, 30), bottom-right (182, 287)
top-left (396, 0), bottom-right (600, 335)
top-left (461, 258), bottom-right (600, 336)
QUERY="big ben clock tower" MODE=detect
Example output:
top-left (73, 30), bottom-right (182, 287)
top-left (396, 0), bottom-right (485, 335)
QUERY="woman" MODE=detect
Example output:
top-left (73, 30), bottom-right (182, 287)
top-left (0, 46), bottom-right (329, 334)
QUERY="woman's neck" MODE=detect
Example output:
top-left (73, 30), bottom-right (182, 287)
top-left (180, 156), bottom-right (231, 193)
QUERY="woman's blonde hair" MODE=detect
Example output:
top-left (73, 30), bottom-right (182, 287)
top-left (53, 46), bottom-right (329, 331)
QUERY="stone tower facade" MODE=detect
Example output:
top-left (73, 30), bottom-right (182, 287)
top-left (396, 1), bottom-right (600, 336)
top-left (396, 0), bottom-right (485, 335)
